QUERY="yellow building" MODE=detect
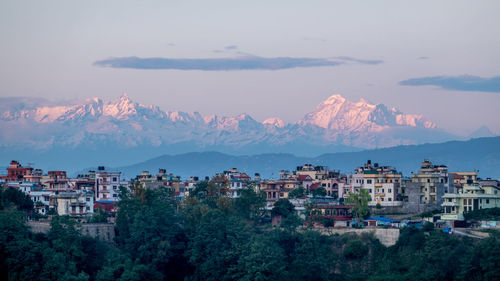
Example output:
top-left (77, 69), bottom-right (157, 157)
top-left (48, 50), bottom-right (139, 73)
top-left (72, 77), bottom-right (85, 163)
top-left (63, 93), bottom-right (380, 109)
top-left (441, 179), bottom-right (500, 221)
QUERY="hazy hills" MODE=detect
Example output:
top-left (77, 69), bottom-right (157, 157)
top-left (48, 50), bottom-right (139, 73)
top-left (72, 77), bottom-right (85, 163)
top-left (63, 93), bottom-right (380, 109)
top-left (116, 136), bottom-right (500, 180)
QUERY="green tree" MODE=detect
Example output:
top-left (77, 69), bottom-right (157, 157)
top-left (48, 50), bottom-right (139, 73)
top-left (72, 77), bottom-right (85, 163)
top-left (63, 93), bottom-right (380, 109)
top-left (233, 186), bottom-right (265, 221)
top-left (346, 189), bottom-right (371, 226)
top-left (2, 187), bottom-right (34, 212)
top-left (288, 187), bottom-right (305, 198)
top-left (311, 187), bottom-right (327, 197)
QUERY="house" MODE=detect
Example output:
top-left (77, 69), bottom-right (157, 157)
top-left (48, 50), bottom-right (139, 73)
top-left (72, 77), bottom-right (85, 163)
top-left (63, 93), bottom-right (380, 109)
top-left (441, 179), bottom-right (500, 221)
top-left (95, 166), bottom-right (122, 201)
top-left (50, 191), bottom-right (94, 217)
top-left (403, 160), bottom-right (453, 213)
top-left (346, 160), bottom-right (403, 207)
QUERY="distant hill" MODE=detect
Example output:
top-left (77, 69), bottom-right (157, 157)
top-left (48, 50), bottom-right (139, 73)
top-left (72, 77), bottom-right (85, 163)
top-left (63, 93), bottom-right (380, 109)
top-left (116, 136), bottom-right (500, 180)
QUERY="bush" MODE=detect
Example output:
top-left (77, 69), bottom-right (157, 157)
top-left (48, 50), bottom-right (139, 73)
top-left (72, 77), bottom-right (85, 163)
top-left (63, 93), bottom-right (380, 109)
top-left (343, 240), bottom-right (368, 259)
top-left (423, 221), bottom-right (434, 231)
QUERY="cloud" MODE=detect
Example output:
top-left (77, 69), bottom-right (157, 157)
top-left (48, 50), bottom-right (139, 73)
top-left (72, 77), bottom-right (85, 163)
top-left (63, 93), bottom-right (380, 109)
top-left (224, 45), bottom-right (238, 50)
top-left (333, 56), bottom-right (383, 65)
top-left (399, 75), bottom-right (500, 93)
top-left (417, 56), bottom-right (429, 60)
top-left (94, 56), bottom-right (343, 71)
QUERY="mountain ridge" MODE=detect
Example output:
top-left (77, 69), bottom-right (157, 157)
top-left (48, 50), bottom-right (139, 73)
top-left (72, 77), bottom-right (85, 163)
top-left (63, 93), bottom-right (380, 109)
top-left (0, 93), bottom-right (453, 153)
top-left (114, 136), bottom-right (500, 180)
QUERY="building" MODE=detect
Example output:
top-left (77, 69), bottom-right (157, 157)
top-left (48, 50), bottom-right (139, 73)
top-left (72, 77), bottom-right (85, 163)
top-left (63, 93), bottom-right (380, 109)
top-left (404, 160), bottom-right (452, 213)
top-left (346, 160), bottom-right (403, 207)
top-left (95, 166), bottom-right (122, 201)
top-left (260, 179), bottom-right (299, 203)
top-left (1, 160), bottom-right (41, 183)
top-left (50, 191), bottom-right (94, 217)
top-left (223, 168), bottom-right (251, 198)
top-left (441, 179), bottom-right (500, 221)
top-left (46, 171), bottom-right (69, 191)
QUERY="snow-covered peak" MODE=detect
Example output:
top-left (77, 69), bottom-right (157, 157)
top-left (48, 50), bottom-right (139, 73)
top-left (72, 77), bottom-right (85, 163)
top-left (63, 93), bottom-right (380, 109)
top-left (322, 94), bottom-right (346, 105)
top-left (300, 93), bottom-right (436, 131)
top-left (103, 93), bottom-right (138, 120)
top-left (263, 117), bottom-right (286, 128)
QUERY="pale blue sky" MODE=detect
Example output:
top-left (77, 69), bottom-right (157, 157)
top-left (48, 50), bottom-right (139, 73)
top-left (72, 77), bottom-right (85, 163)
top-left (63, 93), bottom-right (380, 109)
top-left (1, 0), bottom-right (500, 135)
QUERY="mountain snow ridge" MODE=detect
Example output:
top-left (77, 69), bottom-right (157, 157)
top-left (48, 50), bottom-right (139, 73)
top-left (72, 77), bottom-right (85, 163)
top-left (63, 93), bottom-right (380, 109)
top-left (0, 93), bottom-right (449, 151)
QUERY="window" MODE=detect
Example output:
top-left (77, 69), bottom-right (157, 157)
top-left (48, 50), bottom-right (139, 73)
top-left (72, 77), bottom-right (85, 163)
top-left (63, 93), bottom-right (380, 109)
top-left (388, 189), bottom-right (392, 193)
top-left (86, 206), bottom-right (90, 211)
top-left (86, 197), bottom-right (90, 202)
top-left (486, 199), bottom-right (490, 204)
top-left (367, 179), bottom-right (372, 184)
top-left (113, 194), bottom-right (117, 198)
top-left (382, 189), bottom-right (385, 193)
top-left (368, 189), bottom-right (372, 193)
top-left (388, 198), bottom-right (392, 201)
top-left (112, 177), bottom-right (117, 182)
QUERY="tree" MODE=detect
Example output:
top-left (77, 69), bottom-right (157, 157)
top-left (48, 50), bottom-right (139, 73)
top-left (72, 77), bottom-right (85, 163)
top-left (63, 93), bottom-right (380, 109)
top-left (311, 187), bottom-right (327, 197)
top-left (346, 189), bottom-right (371, 226)
top-left (1, 187), bottom-right (33, 212)
top-left (233, 186), bottom-right (265, 221)
top-left (288, 187), bottom-right (305, 198)
top-left (272, 199), bottom-right (302, 231)
top-left (271, 199), bottom-right (295, 218)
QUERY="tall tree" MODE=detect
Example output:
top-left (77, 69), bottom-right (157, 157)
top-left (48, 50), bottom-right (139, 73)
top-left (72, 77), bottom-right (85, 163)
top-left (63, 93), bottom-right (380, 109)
top-left (345, 189), bottom-right (371, 226)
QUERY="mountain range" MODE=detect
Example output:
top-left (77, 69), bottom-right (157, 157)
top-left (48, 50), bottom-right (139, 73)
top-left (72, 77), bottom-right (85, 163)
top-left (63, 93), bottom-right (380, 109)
top-left (0, 93), bottom-right (492, 172)
top-left (0, 93), bottom-right (455, 150)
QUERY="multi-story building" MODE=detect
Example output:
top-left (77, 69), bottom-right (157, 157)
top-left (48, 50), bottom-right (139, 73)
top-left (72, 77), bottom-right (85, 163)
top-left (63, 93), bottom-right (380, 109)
top-left (46, 171), bottom-right (69, 191)
top-left (441, 179), bottom-right (500, 221)
top-left (95, 166), bottom-right (122, 201)
top-left (1, 160), bottom-right (41, 183)
top-left (260, 179), bottom-right (299, 204)
top-left (346, 160), bottom-right (402, 207)
top-left (404, 160), bottom-right (452, 213)
top-left (222, 168), bottom-right (251, 198)
top-left (50, 191), bottom-right (94, 217)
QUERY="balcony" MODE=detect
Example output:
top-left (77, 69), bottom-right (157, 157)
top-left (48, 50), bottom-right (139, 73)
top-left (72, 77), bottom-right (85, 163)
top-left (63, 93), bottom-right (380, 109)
top-left (441, 213), bottom-right (464, 221)
top-left (442, 201), bottom-right (459, 207)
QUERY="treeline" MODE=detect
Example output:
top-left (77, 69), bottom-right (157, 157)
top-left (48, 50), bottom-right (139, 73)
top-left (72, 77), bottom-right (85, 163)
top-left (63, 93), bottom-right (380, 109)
top-left (1, 184), bottom-right (500, 281)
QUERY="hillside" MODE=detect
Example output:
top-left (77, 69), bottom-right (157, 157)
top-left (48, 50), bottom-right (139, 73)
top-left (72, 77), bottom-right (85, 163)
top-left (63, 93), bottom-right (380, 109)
top-left (116, 136), bottom-right (500, 179)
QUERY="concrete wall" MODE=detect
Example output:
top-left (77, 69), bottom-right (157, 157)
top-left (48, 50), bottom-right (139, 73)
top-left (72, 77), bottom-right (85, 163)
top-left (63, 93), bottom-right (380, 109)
top-left (28, 221), bottom-right (115, 243)
top-left (317, 227), bottom-right (400, 247)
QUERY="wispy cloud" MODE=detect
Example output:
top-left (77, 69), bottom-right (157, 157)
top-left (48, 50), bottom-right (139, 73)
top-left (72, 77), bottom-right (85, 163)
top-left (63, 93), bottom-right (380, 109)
top-left (333, 56), bottom-right (383, 65)
top-left (399, 75), bottom-right (500, 93)
top-left (94, 56), bottom-right (343, 71)
top-left (417, 56), bottom-right (429, 60)
top-left (224, 45), bottom-right (238, 50)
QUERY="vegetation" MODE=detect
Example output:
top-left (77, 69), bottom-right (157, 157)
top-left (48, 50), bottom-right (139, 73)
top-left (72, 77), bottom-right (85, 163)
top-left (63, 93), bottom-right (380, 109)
top-left (1, 183), bottom-right (500, 280)
top-left (346, 189), bottom-right (371, 225)
top-left (464, 207), bottom-right (500, 221)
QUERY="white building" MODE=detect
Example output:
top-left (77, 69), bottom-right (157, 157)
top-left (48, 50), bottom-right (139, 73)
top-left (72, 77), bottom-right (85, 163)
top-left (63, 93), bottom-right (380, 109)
top-left (95, 166), bottom-right (123, 202)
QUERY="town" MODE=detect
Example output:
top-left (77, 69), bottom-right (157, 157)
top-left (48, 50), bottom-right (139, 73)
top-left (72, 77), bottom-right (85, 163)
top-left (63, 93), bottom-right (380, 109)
top-left (2, 159), bottom-right (499, 237)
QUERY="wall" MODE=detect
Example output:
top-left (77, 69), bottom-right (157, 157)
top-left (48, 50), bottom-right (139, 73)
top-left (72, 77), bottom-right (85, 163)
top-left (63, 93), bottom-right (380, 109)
top-left (317, 227), bottom-right (400, 247)
top-left (28, 221), bottom-right (115, 243)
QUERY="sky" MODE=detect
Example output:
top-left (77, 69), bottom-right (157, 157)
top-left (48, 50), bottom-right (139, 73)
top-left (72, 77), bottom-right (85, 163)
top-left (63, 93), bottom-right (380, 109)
top-left (1, 0), bottom-right (500, 135)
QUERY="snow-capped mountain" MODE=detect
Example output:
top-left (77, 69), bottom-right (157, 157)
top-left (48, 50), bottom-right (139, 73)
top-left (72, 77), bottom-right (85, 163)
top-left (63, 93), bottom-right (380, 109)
top-left (0, 93), bottom-right (454, 154)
